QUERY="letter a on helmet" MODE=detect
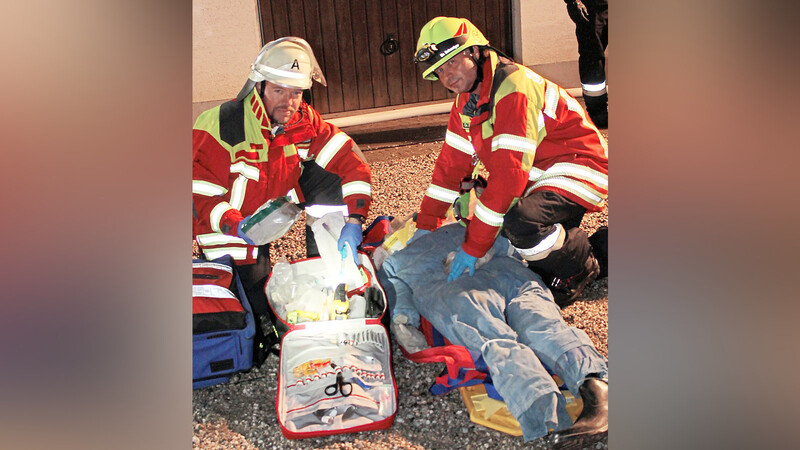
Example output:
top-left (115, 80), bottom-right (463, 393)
top-left (414, 17), bottom-right (489, 81)
top-left (236, 37), bottom-right (327, 102)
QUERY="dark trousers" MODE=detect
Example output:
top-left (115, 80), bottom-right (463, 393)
top-left (234, 244), bottom-right (278, 364)
top-left (297, 160), bottom-right (346, 257)
top-left (569, 0), bottom-right (608, 87)
top-left (501, 190), bottom-right (592, 279)
top-left (235, 244), bottom-right (272, 318)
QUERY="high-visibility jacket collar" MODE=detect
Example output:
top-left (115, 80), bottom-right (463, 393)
top-left (461, 50), bottom-right (502, 125)
top-left (244, 89), bottom-right (317, 147)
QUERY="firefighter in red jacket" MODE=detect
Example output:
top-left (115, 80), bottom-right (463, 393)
top-left (413, 16), bottom-right (607, 301)
top-left (413, 17), bottom-right (609, 446)
top-left (193, 37), bottom-right (372, 360)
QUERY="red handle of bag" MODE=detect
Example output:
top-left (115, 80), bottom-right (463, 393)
top-left (346, 265), bottom-right (371, 298)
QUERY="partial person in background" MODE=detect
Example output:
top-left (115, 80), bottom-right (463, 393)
top-left (412, 17), bottom-right (608, 307)
top-left (565, 0), bottom-right (608, 128)
top-left (192, 37), bottom-right (372, 362)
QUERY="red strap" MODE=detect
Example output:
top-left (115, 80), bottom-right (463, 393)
top-left (405, 318), bottom-right (493, 394)
top-left (420, 316), bottom-right (453, 347)
top-left (346, 265), bottom-right (371, 297)
top-left (404, 344), bottom-right (475, 377)
top-left (361, 216), bottom-right (393, 249)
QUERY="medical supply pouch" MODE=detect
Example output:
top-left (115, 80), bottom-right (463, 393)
top-left (277, 320), bottom-right (397, 438)
top-left (266, 253), bottom-right (397, 438)
top-left (265, 252), bottom-right (388, 338)
top-left (239, 196), bottom-right (303, 245)
top-left (193, 256), bottom-right (256, 389)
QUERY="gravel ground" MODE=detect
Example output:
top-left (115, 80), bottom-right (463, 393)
top-left (193, 120), bottom-right (609, 449)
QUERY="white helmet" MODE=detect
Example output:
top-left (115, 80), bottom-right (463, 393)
top-left (236, 37), bottom-right (327, 101)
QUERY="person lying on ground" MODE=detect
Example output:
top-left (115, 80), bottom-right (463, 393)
top-left (378, 223), bottom-right (608, 447)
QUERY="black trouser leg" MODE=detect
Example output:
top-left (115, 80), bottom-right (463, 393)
top-left (297, 160), bottom-right (345, 258)
top-left (572, 0), bottom-right (609, 127)
top-left (305, 224), bottom-right (319, 258)
top-left (501, 190), bottom-right (591, 279)
top-left (573, 0), bottom-right (608, 87)
top-left (234, 245), bottom-right (279, 365)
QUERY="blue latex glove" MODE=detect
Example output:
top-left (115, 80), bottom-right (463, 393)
top-left (338, 222), bottom-right (363, 265)
top-left (236, 217), bottom-right (256, 245)
top-left (407, 228), bottom-right (431, 244)
top-left (447, 247), bottom-right (478, 281)
top-left (236, 216), bottom-right (256, 245)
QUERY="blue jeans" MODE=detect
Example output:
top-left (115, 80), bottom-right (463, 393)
top-left (378, 224), bottom-right (608, 441)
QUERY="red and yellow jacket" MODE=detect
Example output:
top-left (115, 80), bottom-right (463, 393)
top-left (192, 89), bottom-right (371, 263)
top-left (417, 51), bottom-right (608, 258)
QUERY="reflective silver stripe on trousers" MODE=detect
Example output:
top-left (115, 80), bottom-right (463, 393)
top-left (512, 223), bottom-right (566, 261)
top-left (304, 204), bottom-right (349, 218)
top-left (581, 81), bottom-right (607, 96)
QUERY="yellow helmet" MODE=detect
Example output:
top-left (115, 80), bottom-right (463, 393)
top-left (414, 17), bottom-right (489, 81)
top-left (236, 37), bottom-right (327, 101)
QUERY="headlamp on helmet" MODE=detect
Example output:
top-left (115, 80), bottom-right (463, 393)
top-left (414, 17), bottom-right (489, 81)
top-left (413, 35), bottom-right (470, 79)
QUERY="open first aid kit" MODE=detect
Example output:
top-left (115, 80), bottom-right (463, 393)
top-left (192, 256), bottom-right (255, 389)
top-left (265, 251), bottom-right (397, 439)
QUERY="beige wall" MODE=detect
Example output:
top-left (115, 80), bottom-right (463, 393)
top-left (192, 0), bottom-right (582, 110)
top-left (513, 0), bottom-right (581, 87)
top-left (514, 0), bottom-right (578, 65)
top-left (192, 0), bottom-right (262, 103)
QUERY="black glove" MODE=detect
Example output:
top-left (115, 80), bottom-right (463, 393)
top-left (567, 0), bottom-right (590, 23)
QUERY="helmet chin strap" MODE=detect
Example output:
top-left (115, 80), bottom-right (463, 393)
top-left (444, 49), bottom-right (484, 95)
top-left (467, 49), bottom-right (485, 93)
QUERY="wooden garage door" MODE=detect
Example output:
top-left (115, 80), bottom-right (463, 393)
top-left (258, 0), bottom-right (513, 115)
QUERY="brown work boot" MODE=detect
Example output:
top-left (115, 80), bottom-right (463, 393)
top-left (549, 254), bottom-right (600, 308)
top-left (547, 378), bottom-right (608, 449)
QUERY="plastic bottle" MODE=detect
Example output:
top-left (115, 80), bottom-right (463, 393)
top-left (332, 283), bottom-right (349, 320)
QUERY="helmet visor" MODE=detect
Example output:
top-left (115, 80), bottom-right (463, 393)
top-left (414, 35), bottom-right (469, 79)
